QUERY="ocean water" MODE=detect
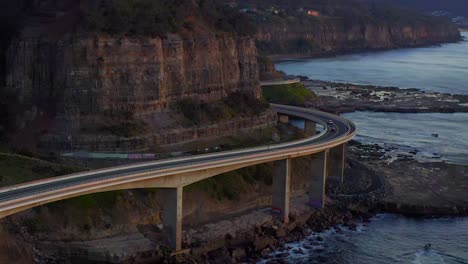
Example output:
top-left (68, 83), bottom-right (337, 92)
top-left (272, 33), bottom-right (468, 263)
top-left (342, 111), bottom-right (468, 165)
top-left (276, 33), bottom-right (468, 95)
top-left (262, 214), bottom-right (468, 264)
top-left (276, 32), bottom-right (468, 165)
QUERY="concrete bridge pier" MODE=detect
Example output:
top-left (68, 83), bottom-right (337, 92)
top-left (161, 187), bottom-right (183, 251)
top-left (272, 159), bottom-right (291, 223)
top-left (308, 150), bottom-right (329, 209)
top-left (278, 114), bottom-right (290, 124)
top-left (328, 143), bottom-right (346, 183)
top-left (305, 120), bottom-right (317, 136)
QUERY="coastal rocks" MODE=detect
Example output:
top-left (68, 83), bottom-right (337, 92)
top-left (347, 141), bottom-right (468, 217)
top-left (35, 233), bottom-right (163, 264)
top-left (302, 79), bottom-right (468, 114)
top-left (230, 247), bottom-right (246, 260)
top-left (253, 235), bottom-right (276, 251)
top-left (344, 220), bottom-right (357, 230)
top-left (178, 194), bottom-right (380, 263)
top-left (381, 202), bottom-right (468, 217)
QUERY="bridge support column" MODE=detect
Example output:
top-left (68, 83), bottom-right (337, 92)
top-left (161, 187), bottom-right (183, 251)
top-left (309, 151), bottom-right (329, 209)
top-left (304, 120), bottom-right (317, 136)
top-left (278, 114), bottom-right (289, 124)
top-left (272, 159), bottom-right (291, 223)
top-left (329, 143), bottom-right (346, 183)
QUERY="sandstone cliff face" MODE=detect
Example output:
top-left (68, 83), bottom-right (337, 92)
top-left (256, 18), bottom-right (461, 56)
top-left (258, 56), bottom-right (282, 81)
top-left (5, 33), bottom-right (260, 130)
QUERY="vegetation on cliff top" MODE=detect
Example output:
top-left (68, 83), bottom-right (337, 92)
top-left (175, 92), bottom-right (269, 126)
top-left (240, 0), bottom-right (457, 26)
top-left (262, 83), bottom-right (317, 105)
top-left (84, 0), bottom-right (256, 37)
top-left (362, 0), bottom-right (468, 16)
top-left (239, 0), bottom-right (460, 55)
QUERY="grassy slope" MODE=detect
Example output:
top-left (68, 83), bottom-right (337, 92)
top-left (0, 153), bottom-right (125, 212)
top-left (185, 164), bottom-right (273, 201)
top-left (185, 123), bottom-right (306, 200)
top-left (0, 153), bottom-right (82, 187)
top-left (262, 82), bottom-right (317, 105)
top-left (0, 80), bottom-right (313, 203)
top-left (186, 83), bottom-right (317, 200)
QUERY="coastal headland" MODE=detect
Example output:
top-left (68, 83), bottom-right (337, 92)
top-left (0, 1), bottom-right (466, 263)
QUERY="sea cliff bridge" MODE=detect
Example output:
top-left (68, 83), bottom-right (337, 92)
top-left (0, 104), bottom-right (356, 251)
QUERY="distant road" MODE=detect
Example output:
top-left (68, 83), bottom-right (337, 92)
top-left (260, 79), bottom-right (301, 86)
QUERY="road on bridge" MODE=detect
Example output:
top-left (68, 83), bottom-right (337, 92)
top-left (0, 104), bottom-right (356, 219)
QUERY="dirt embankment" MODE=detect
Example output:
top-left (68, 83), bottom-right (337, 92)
top-left (0, 222), bottom-right (34, 264)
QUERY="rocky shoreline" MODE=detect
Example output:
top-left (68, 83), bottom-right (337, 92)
top-left (5, 81), bottom-right (468, 263)
top-left (30, 88), bottom-right (468, 264)
top-left (182, 197), bottom-right (379, 264)
top-left (268, 40), bottom-right (459, 62)
top-left (172, 79), bottom-right (468, 262)
top-left (349, 142), bottom-right (468, 217)
top-left (301, 79), bottom-right (468, 114)
top-left (176, 141), bottom-right (468, 263)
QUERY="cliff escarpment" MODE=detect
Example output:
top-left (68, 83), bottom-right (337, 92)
top-left (245, 1), bottom-right (461, 57)
top-left (1, 0), bottom-right (265, 151)
top-left (6, 34), bottom-right (260, 126)
top-left (256, 19), bottom-right (461, 57)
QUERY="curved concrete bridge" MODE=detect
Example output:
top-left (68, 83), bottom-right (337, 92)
top-left (260, 78), bottom-right (301, 86)
top-left (0, 104), bottom-right (356, 251)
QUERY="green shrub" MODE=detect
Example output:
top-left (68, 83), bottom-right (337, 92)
top-left (83, 0), bottom-right (256, 37)
top-left (81, 110), bottom-right (148, 138)
top-left (185, 163), bottom-right (273, 201)
top-left (22, 218), bottom-right (44, 233)
top-left (0, 153), bottom-right (83, 187)
top-left (67, 191), bottom-right (125, 211)
top-left (175, 92), bottom-right (269, 126)
top-left (262, 83), bottom-right (317, 105)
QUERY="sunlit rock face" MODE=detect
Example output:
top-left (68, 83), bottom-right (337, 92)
top-left (6, 34), bottom-right (259, 123)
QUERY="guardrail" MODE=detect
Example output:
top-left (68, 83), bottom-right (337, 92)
top-left (0, 105), bottom-right (356, 212)
top-left (0, 105), bottom-right (335, 194)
